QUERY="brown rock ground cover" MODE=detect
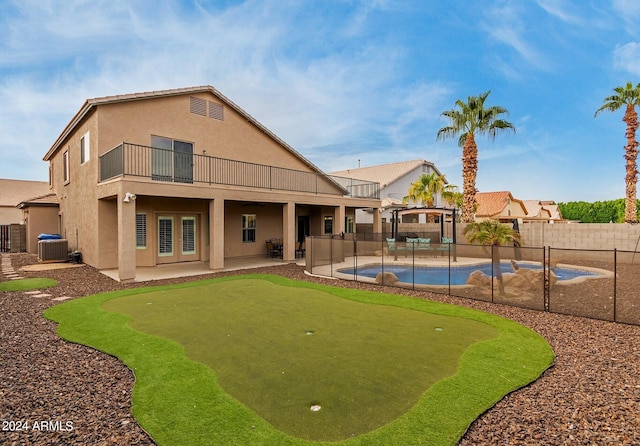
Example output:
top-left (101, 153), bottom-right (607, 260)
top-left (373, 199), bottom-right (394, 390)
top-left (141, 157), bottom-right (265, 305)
top-left (1, 253), bottom-right (639, 445)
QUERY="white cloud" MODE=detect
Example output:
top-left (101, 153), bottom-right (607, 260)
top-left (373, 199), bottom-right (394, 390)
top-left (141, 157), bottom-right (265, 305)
top-left (612, 0), bottom-right (640, 18)
top-left (613, 42), bottom-right (640, 76)
top-left (536, 0), bottom-right (583, 25)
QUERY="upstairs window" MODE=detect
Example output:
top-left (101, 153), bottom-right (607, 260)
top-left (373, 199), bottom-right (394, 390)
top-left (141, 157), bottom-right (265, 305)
top-left (80, 131), bottom-right (90, 164)
top-left (63, 150), bottom-right (69, 183)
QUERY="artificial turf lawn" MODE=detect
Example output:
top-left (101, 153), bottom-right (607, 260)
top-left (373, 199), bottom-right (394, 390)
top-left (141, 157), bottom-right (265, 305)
top-left (44, 274), bottom-right (554, 445)
top-left (102, 278), bottom-right (497, 441)
top-left (0, 277), bottom-right (57, 291)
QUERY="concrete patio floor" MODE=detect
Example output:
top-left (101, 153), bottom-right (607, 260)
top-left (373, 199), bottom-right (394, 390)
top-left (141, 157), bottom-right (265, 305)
top-left (100, 256), bottom-right (305, 282)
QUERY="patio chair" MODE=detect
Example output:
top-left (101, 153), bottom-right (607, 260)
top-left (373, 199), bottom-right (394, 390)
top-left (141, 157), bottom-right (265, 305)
top-left (265, 240), bottom-right (280, 258)
top-left (295, 241), bottom-right (306, 258)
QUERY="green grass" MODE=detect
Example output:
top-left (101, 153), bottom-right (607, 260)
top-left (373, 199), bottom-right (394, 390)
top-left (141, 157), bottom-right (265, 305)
top-left (0, 277), bottom-right (58, 291)
top-left (44, 274), bottom-right (554, 445)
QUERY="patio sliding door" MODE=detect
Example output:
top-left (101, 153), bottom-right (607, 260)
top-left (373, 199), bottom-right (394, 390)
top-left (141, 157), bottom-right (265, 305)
top-left (151, 136), bottom-right (193, 183)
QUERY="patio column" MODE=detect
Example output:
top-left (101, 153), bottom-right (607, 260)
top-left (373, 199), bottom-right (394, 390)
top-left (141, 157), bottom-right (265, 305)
top-left (372, 207), bottom-right (383, 234)
top-left (335, 205), bottom-right (345, 235)
top-left (282, 202), bottom-right (295, 262)
top-left (209, 198), bottom-right (225, 271)
top-left (117, 191), bottom-right (136, 282)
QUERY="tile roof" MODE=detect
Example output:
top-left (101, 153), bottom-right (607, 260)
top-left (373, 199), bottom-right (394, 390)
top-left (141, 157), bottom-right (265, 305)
top-left (522, 200), bottom-right (544, 218)
top-left (475, 191), bottom-right (516, 217)
top-left (330, 159), bottom-right (445, 188)
top-left (17, 193), bottom-right (59, 208)
top-left (522, 199), bottom-right (563, 220)
top-left (0, 179), bottom-right (50, 207)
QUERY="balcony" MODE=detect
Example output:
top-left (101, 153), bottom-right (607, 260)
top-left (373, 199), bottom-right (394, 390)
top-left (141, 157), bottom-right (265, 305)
top-left (99, 143), bottom-right (380, 199)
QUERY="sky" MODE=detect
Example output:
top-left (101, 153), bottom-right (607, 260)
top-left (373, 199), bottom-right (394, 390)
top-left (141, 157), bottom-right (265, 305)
top-left (1, 0), bottom-right (640, 202)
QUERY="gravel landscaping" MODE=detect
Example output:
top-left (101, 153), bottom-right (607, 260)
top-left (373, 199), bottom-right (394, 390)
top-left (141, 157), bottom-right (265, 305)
top-left (1, 253), bottom-right (639, 445)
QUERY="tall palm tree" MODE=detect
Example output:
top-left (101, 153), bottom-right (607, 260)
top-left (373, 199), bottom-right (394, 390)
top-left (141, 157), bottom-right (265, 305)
top-left (402, 173), bottom-right (447, 222)
top-left (595, 82), bottom-right (640, 224)
top-left (464, 219), bottom-right (521, 296)
top-left (437, 91), bottom-right (515, 223)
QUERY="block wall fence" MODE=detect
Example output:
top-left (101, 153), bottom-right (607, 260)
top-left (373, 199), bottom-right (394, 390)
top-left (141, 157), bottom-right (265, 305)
top-left (359, 222), bottom-right (640, 252)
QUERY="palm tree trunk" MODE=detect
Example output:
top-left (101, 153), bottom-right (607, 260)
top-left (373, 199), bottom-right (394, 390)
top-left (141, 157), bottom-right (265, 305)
top-left (461, 134), bottom-right (478, 223)
top-left (426, 199), bottom-right (435, 223)
top-left (623, 104), bottom-right (639, 224)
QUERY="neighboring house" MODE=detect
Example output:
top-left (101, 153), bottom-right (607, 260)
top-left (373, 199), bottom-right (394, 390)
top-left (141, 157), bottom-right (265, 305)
top-left (0, 179), bottom-right (50, 225)
top-left (330, 160), bottom-right (448, 224)
top-left (522, 200), bottom-right (563, 223)
top-left (17, 193), bottom-right (60, 254)
top-left (474, 191), bottom-right (528, 222)
top-left (43, 86), bottom-right (381, 281)
top-left (541, 201), bottom-right (562, 221)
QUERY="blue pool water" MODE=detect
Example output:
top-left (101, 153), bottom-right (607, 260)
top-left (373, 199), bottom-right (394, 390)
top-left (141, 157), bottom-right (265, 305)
top-left (338, 262), bottom-right (600, 286)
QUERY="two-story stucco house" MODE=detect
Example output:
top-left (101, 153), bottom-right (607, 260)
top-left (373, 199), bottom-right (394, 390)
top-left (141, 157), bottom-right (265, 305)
top-left (43, 86), bottom-right (381, 281)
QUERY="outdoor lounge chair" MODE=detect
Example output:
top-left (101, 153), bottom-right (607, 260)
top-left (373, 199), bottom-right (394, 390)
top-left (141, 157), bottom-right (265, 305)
top-left (406, 237), bottom-right (434, 256)
top-left (386, 238), bottom-right (406, 255)
top-left (436, 237), bottom-right (453, 255)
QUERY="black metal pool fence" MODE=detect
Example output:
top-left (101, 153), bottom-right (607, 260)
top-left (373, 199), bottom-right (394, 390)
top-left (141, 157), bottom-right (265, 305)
top-left (305, 235), bottom-right (640, 326)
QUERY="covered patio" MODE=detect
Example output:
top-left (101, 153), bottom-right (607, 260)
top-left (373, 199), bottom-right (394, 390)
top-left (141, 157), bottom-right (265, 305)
top-left (100, 256), bottom-right (305, 282)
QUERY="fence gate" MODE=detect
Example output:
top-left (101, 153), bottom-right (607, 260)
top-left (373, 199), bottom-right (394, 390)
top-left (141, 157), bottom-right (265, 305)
top-left (0, 225), bottom-right (9, 252)
top-left (0, 224), bottom-right (26, 253)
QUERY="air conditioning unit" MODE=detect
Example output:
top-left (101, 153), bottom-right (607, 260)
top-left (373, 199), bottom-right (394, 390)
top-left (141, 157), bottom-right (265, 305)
top-left (38, 239), bottom-right (69, 263)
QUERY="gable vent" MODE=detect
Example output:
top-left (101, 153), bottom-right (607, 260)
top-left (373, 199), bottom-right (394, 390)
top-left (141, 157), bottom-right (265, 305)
top-left (209, 101), bottom-right (224, 121)
top-left (190, 96), bottom-right (206, 116)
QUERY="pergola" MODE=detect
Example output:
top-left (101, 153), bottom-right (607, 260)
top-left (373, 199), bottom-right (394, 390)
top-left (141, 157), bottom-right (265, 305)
top-left (390, 206), bottom-right (458, 261)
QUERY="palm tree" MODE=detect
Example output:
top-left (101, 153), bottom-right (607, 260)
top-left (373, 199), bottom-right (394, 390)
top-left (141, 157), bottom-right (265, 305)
top-left (441, 183), bottom-right (462, 209)
top-left (437, 91), bottom-right (515, 223)
top-left (595, 82), bottom-right (640, 224)
top-left (464, 219), bottom-right (521, 295)
top-left (402, 173), bottom-right (448, 222)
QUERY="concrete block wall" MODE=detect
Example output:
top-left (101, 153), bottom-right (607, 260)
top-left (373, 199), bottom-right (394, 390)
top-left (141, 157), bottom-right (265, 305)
top-left (360, 222), bottom-right (640, 252)
top-left (516, 223), bottom-right (640, 252)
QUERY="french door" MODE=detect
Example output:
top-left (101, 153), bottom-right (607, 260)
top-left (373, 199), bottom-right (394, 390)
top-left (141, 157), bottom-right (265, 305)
top-left (157, 215), bottom-right (199, 264)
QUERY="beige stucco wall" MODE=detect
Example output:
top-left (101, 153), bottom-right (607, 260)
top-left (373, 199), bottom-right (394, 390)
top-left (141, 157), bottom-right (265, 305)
top-left (224, 201), bottom-right (282, 259)
top-left (0, 207), bottom-right (22, 225)
top-left (49, 113), bottom-right (99, 262)
top-left (95, 93), bottom-right (312, 171)
top-left (504, 201), bottom-right (527, 219)
top-left (22, 206), bottom-right (60, 254)
top-left (97, 199), bottom-right (118, 269)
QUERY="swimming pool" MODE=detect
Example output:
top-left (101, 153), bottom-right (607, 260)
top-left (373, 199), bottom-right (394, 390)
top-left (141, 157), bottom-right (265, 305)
top-left (338, 262), bottom-right (602, 286)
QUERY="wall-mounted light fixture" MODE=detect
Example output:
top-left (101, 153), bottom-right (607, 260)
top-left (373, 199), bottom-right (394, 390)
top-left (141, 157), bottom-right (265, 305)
top-left (123, 192), bottom-right (136, 203)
